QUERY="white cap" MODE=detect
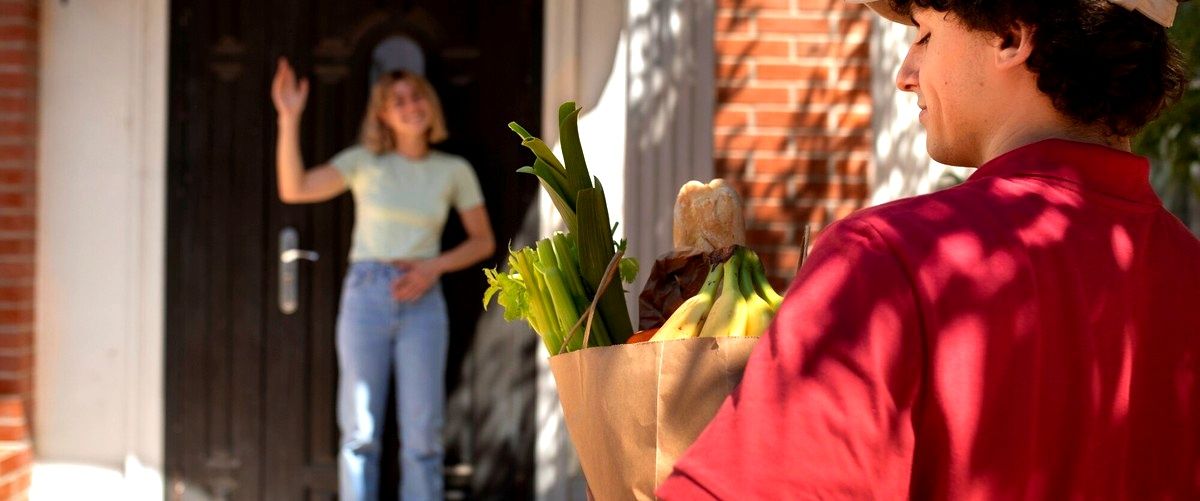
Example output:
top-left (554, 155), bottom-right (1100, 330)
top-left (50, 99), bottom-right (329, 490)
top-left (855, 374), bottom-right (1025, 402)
top-left (845, 0), bottom-right (1176, 28)
top-left (844, 0), bottom-right (913, 25)
top-left (1108, 0), bottom-right (1177, 28)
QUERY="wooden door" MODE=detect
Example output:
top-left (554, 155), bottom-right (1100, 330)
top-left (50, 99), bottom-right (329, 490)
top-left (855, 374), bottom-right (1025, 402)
top-left (166, 1), bottom-right (543, 499)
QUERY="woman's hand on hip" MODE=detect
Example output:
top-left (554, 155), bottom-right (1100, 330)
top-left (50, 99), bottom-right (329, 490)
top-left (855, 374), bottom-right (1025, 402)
top-left (271, 57), bottom-right (309, 121)
top-left (390, 259), bottom-right (443, 302)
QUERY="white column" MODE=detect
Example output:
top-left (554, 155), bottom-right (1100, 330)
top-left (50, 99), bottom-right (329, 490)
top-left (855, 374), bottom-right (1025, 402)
top-left (35, 0), bottom-right (167, 498)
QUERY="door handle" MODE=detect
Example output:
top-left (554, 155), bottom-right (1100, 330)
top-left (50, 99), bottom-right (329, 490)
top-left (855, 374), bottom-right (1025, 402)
top-left (279, 226), bottom-right (319, 315)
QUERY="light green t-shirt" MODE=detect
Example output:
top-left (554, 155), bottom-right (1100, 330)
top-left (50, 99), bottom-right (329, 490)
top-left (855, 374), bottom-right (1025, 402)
top-left (330, 146), bottom-right (484, 262)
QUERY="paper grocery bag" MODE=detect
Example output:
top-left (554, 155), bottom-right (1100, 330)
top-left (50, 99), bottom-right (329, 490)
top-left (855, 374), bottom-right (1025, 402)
top-left (548, 336), bottom-right (760, 500)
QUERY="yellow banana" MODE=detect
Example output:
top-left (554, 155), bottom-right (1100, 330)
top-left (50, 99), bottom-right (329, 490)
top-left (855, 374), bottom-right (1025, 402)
top-left (699, 253), bottom-right (748, 338)
top-left (745, 249), bottom-right (783, 311)
top-left (739, 251), bottom-right (775, 337)
top-left (650, 264), bottom-right (723, 342)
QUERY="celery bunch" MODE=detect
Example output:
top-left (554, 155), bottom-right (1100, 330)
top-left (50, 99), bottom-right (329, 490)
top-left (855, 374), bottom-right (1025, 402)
top-left (483, 101), bottom-right (639, 354)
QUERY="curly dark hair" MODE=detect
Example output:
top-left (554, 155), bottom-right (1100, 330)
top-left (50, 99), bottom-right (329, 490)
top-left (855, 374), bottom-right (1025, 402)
top-left (887, 0), bottom-right (1190, 137)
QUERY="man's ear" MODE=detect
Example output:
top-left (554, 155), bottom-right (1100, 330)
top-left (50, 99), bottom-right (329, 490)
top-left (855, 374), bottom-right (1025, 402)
top-left (994, 21), bottom-right (1034, 70)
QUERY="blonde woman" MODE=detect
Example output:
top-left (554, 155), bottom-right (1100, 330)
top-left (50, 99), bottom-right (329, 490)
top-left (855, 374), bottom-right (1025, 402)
top-left (271, 57), bottom-right (495, 501)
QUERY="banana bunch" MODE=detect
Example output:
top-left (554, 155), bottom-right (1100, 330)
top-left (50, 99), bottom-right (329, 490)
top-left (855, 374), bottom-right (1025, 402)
top-left (650, 248), bottom-right (784, 341)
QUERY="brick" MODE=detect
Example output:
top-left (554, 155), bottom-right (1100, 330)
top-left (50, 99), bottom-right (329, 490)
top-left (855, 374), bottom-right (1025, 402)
top-left (794, 181), bottom-right (870, 200)
top-left (839, 64), bottom-right (871, 83)
top-left (0, 423), bottom-right (27, 441)
top-left (717, 86), bottom-right (789, 105)
top-left (795, 40), bottom-right (869, 59)
top-left (0, 169), bottom-right (31, 185)
top-left (834, 157), bottom-right (870, 176)
top-left (757, 110), bottom-right (828, 128)
top-left (0, 145), bottom-right (28, 162)
top-left (746, 228), bottom-right (790, 246)
top-left (0, 306), bottom-right (31, 323)
top-left (716, 156), bottom-right (749, 175)
top-left (795, 0), bottom-right (850, 10)
top-left (0, 3), bottom-right (36, 19)
top-left (749, 203), bottom-right (823, 222)
top-left (716, 62), bottom-right (751, 80)
top-left (836, 111), bottom-right (872, 130)
top-left (0, 239), bottom-right (31, 255)
top-left (0, 72), bottom-right (32, 91)
top-left (0, 192), bottom-right (30, 209)
top-left (15, 469), bottom-right (30, 492)
top-left (793, 134), bottom-right (870, 152)
top-left (0, 353), bottom-right (30, 372)
top-left (759, 249), bottom-right (805, 274)
top-left (794, 88), bottom-right (871, 107)
top-left (833, 202), bottom-right (863, 219)
top-left (715, 133), bottom-right (789, 152)
top-left (717, 0), bottom-right (791, 10)
top-left (756, 17), bottom-right (831, 34)
top-left (0, 49), bottom-right (32, 67)
top-left (0, 25), bottom-right (34, 43)
top-left (0, 119), bottom-right (28, 137)
top-left (714, 109), bottom-right (750, 128)
top-left (0, 332), bottom-right (31, 350)
top-left (734, 180), bottom-right (790, 200)
top-left (0, 447), bottom-right (31, 473)
top-left (840, 18), bottom-right (872, 38)
top-left (0, 215), bottom-right (30, 232)
top-left (715, 40), bottom-right (790, 58)
top-left (0, 262), bottom-right (30, 280)
top-left (0, 95), bottom-right (29, 115)
top-left (0, 377), bottom-right (30, 394)
top-left (755, 63), bottom-right (828, 82)
top-left (716, 14), bottom-right (753, 35)
top-left (0, 396), bottom-right (23, 419)
top-left (753, 157), bottom-right (827, 175)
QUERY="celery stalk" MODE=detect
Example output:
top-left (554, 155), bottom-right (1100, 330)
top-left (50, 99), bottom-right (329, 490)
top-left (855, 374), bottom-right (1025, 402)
top-left (536, 239), bottom-right (585, 352)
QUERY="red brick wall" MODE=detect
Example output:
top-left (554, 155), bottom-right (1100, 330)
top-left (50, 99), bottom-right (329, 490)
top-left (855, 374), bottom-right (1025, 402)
top-left (715, 0), bottom-right (872, 287)
top-left (0, 0), bottom-right (36, 498)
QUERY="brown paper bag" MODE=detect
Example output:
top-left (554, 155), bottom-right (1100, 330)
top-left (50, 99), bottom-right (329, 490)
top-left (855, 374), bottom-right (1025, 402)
top-left (548, 336), bottom-right (760, 500)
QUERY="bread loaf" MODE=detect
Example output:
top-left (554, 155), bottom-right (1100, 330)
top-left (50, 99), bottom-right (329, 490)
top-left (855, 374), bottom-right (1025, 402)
top-left (672, 179), bottom-right (746, 252)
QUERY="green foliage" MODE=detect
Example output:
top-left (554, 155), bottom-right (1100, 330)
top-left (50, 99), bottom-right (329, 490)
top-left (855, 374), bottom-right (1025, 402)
top-left (1133, 3), bottom-right (1200, 234)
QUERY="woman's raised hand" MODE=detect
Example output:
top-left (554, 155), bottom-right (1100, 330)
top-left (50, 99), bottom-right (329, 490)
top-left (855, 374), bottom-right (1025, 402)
top-left (271, 57), bottom-right (309, 121)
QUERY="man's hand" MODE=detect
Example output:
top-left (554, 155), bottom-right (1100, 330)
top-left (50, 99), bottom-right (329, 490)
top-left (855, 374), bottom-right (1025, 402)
top-left (390, 259), bottom-right (443, 302)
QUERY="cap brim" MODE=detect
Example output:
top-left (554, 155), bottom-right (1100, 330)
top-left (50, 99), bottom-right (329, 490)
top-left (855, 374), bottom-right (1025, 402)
top-left (846, 0), bottom-right (915, 26)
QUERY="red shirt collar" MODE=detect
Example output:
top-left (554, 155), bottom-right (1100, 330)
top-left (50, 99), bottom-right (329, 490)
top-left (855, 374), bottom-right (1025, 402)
top-left (966, 139), bottom-right (1158, 205)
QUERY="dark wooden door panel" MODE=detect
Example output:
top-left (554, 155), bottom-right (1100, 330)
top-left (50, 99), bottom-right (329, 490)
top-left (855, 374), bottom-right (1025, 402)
top-left (167, 1), bottom-right (542, 500)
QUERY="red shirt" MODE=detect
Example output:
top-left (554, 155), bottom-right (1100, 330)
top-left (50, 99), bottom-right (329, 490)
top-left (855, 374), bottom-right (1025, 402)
top-left (657, 139), bottom-right (1200, 500)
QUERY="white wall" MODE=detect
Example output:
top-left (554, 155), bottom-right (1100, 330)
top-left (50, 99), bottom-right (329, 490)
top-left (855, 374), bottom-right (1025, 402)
top-left (35, 0), bottom-right (166, 498)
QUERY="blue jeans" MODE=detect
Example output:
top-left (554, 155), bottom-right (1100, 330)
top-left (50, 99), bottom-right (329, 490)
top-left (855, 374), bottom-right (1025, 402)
top-left (337, 262), bottom-right (448, 501)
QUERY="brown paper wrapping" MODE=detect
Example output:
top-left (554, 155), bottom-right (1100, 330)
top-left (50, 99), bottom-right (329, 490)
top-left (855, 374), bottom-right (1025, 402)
top-left (548, 336), bottom-right (760, 500)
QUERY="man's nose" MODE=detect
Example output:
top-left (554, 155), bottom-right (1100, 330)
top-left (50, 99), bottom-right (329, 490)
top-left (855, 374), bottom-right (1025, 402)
top-left (895, 49), bottom-right (919, 93)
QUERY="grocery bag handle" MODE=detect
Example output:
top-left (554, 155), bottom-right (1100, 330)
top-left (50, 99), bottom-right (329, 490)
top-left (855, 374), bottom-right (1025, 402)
top-left (558, 249), bottom-right (625, 354)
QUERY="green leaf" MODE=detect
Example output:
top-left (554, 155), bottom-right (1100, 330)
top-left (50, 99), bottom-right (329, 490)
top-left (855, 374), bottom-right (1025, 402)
top-left (619, 257), bottom-right (639, 284)
top-left (559, 105), bottom-right (594, 195)
top-left (577, 189), bottom-right (634, 343)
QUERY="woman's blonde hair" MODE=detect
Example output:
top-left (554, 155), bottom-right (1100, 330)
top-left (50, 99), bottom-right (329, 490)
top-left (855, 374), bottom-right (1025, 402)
top-left (360, 70), bottom-right (448, 154)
